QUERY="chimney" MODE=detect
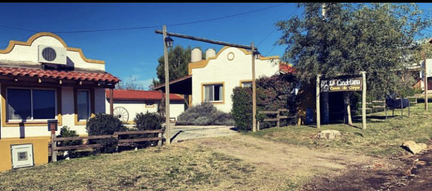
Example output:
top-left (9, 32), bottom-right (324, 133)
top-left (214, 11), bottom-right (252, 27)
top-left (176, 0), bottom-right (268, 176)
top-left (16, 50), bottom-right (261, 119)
top-left (205, 48), bottom-right (216, 60)
top-left (191, 48), bottom-right (202, 62)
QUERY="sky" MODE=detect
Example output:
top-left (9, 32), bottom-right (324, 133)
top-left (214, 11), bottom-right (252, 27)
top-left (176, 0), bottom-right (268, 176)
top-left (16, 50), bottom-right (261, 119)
top-left (1, 3), bottom-right (432, 90)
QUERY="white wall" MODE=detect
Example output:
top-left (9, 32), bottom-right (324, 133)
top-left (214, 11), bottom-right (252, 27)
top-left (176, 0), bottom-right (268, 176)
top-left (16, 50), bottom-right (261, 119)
top-left (191, 47), bottom-right (280, 113)
top-left (0, 33), bottom-right (105, 71)
top-left (105, 99), bottom-right (184, 123)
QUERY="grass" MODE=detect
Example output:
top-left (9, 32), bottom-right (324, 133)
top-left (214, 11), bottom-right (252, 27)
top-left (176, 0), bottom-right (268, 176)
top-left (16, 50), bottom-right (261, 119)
top-left (0, 143), bottom-right (302, 191)
top-left (249, 103), bottom-right (432, 158)
top-left (2, 103), bottom-right (431, 191)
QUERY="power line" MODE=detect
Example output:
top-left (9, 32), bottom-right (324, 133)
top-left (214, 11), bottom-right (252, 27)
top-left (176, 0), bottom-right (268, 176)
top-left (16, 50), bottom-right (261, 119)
top-left (0, 3), bottom-right (289, 34)
top-left (257, 6), bottom-right (299, 47)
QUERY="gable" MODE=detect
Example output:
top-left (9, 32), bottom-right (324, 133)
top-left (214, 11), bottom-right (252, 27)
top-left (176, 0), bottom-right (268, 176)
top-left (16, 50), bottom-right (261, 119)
top-left (0, 32), bottom-right (105, 72)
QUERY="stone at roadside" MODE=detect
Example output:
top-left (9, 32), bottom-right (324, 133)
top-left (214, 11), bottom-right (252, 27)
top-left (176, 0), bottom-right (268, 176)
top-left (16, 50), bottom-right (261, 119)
top-left (402, 141), bottom-right (428, 154)
top-left (316, 130), bottom-right (342, 140)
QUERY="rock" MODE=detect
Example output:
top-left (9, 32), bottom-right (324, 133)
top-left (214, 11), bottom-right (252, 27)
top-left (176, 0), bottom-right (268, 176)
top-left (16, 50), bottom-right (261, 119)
top-left (402, 141), bottom-right (428, 154)
top-left (316, 130), bottom-right (342, 140)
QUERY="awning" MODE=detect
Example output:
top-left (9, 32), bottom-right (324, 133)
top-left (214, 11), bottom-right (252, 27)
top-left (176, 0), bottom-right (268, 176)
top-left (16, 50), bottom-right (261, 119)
top-left (0, 66), bottom-right (119, 88)
top-left (153, 75), bottom-right (192, 95)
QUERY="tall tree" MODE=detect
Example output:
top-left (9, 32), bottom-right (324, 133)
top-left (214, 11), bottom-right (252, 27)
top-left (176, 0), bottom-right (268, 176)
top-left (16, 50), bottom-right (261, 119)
top-left (276, 3), bottom-right (431, 124)
top-left (153, 45), bottom-right (193, 86)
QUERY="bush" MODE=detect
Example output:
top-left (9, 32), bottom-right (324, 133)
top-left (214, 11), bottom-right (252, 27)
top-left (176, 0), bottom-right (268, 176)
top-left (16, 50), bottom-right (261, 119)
top-left (231, 87), bottom-right (252, 131)
top-left (231, 73), bottom-right (297, 131)
top-left (86, 113), bottom-right (127, 153)
top-left (86, 113), bottom-right (127, 135)
top-left (176, 102), bottom-right (235, 126)
top-left (58, 126), bottom-right (82, 146)
top-left (131, 112), bottom-right (165, 147)
top-left (134, 111), bottom-right (164, 131)
top-left (57, 126), bottom-right (82, 158)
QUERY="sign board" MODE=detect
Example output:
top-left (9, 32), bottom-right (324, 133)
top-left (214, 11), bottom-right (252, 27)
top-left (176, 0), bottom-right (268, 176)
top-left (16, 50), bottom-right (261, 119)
top-left (320, 76), bottom-right (362, 92)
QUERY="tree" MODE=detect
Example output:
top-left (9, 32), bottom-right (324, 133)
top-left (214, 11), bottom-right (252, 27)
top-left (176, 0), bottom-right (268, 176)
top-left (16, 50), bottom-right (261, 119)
top-left (117, 75), bottom-right (146, 90)
top-left (276, 3), bottom-right (431, 124)
top-left (153, 45), bottom-right (192, 86)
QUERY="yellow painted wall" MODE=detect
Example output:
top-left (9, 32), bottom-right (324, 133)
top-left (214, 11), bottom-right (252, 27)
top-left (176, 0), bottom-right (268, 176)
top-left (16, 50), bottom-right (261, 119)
top-left (0, 137), bottom-right (50, 172)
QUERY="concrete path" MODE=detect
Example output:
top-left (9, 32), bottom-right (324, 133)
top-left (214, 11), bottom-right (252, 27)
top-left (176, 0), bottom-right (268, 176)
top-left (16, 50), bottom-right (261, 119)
top-left (167, 125), bottom-right (239, 143)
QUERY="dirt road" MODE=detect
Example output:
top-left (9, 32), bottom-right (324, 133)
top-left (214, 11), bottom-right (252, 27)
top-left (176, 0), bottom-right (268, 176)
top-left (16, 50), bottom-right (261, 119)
top-left (176, 135), bottom-right (401, 190)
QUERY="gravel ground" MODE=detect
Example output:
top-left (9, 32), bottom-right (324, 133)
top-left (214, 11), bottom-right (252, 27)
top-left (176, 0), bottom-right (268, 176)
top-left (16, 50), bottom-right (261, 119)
top-left (166, 125), bottom-right (239, 143)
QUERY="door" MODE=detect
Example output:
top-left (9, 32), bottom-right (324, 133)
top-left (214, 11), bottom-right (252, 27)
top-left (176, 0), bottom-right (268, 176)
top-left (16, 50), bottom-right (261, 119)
top-left (11, 144), bottom-right (34, 169)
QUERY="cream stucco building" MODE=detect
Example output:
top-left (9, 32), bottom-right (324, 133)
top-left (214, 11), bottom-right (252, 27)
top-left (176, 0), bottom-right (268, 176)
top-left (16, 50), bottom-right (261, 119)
top-left (0, 32), bottom-right (119, 172)
top-left (155, 46), bottom-right (287, 113)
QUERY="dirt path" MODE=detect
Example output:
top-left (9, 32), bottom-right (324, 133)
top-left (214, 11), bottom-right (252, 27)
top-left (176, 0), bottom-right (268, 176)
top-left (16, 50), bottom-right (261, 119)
top-left (175, 134), bottom-right (401, 190)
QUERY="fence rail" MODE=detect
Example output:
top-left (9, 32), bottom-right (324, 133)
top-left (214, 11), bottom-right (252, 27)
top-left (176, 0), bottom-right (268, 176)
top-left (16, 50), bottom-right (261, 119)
top-left (257, 109), bottom-right (295, 130)
top-left (50, 129), bottom-right (164, 162)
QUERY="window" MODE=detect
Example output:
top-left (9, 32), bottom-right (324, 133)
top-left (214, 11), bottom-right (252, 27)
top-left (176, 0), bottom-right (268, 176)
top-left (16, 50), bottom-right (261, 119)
top-left (241, 81), bottom-right (252, 88)
top-left (7, 88), bottom-right (56, 121)
top-left (204, 84), bottom-right (223, 102)
top-left (77, 90), bottom-right (90, 121)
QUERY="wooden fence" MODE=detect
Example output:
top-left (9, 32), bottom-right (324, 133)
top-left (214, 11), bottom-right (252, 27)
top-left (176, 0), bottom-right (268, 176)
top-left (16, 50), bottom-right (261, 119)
top-left (257, 109), bottom-right (295, 130)
top-left (50, 129), bottom-right (164, 162)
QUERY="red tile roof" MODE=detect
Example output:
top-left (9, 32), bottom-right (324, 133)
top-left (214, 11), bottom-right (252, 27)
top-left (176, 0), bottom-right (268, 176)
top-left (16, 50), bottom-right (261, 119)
top-left (106, 89), bottom-right (184, 101)
top-left (0, 66), bottom-right (119, 83)
top-left (280, 63), bottom-right (296, 74)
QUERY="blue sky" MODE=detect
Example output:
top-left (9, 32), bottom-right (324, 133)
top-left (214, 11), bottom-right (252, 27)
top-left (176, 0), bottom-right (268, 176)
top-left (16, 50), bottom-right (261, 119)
top-left (1, 3), bottom-right (432, 90)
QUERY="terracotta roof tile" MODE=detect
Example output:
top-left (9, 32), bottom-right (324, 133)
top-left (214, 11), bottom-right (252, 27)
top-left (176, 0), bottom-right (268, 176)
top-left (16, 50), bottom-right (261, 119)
top-left (106, 89), bottom-right (184, 101)
top-left (280, 63), bottom-right (296, 74)
top-left (0, 66), bottom-right (119, 83)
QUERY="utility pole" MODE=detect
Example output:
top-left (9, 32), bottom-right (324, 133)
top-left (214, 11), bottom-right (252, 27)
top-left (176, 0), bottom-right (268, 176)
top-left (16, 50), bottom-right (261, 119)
top-left (425, 52), bottom-right (428, 111)
top-left (252, 42), bottom-right (257, 132)
top-left (163, 25), bottom-right (171, 145)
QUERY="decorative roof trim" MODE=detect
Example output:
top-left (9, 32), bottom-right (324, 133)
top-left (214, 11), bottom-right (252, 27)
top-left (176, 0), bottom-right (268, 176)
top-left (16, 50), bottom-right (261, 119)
top-left (0, 32), bottom-right (105, 64)
top-left (188, 46), bottom-right (280, 75)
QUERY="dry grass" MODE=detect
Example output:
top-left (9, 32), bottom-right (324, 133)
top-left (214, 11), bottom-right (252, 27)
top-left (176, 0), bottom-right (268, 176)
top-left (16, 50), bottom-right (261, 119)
top-left (250, 103), bottom-right (432, 158)
top-left (2, 104), bottom-right (430, 191)
top-left (0, 143), bottom-right (304, 191)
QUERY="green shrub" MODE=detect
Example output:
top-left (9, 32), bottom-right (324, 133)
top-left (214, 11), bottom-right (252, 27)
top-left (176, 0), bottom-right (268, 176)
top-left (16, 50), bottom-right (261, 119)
top-left (134, 111), bottom-right (164, 131)
top-left (86, 113), bottom-right (127, 135)
top-left (131, 112), bottom-right (165, 147)
top-left (231, 73), bottom-right (297, 131)
top-left (176, 102), bottom-right (235, 126)
top-left (57, 126), bottom-right (82, 158)
top-left (86, 113), bottom-right (127, 153)
top-left (231, 87), bottom-right (252, 131)
top-left (58, 126), bottom-right (82, 146)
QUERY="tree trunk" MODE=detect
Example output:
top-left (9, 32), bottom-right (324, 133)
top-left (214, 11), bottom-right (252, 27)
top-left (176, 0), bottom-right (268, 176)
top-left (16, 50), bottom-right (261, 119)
top-left (344, 92), bottom-right (353, 125)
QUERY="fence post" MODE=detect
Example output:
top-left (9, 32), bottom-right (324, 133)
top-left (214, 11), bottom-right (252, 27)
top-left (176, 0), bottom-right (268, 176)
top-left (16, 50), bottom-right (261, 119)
top-left (408, 100), bottom-right (410, 117)
top-left (400, 98), bottom-right (403, 119)
top-left (384, 99), bottom-right (387, 121)
top-left (277, 110), bottom-right (280, 128)
top-left (48, 120), bottom-right (58, 162)
top-left (158, 130), bottom-right (163, 147)
top-left (257, 121), bottom-right (260, 131)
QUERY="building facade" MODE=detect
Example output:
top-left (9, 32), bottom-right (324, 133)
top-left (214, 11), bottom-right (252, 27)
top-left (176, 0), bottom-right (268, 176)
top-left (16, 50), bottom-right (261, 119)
top-left (0, 32), bottom-right (119, 171)
top-left (188, 46), bottom-right (282, 113)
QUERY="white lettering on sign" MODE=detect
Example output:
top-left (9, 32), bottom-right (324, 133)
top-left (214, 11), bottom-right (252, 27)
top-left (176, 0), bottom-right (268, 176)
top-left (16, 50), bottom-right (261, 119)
top-left (336, 79), bottom-right (361, 86)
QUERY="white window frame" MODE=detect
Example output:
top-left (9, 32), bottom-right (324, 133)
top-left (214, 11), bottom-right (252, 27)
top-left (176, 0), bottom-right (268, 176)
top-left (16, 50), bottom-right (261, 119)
top-left (6, 87), bottom-right (57, 122)
top-left (203, 84), bottom-right (224, 102)
top-left (241, 81), bottom-right (252, 88)
top-left (76, 89), bottom-right (91, 122)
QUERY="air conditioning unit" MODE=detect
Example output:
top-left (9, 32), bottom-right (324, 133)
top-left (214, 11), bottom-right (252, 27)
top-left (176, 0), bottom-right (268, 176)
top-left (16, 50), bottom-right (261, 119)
top-left (38, 45), bottom-right (67, 65)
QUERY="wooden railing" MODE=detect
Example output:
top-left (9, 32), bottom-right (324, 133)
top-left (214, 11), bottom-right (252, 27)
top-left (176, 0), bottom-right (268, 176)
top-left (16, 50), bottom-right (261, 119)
top-left (257, 109), bottom-right (295, 130)
top-left (50, 129), bottom-right (164, 162)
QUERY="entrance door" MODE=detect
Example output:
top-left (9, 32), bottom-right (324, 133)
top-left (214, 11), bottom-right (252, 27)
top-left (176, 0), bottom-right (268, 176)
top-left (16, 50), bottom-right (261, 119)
top-left (11, 144), bottom-right (34, 169)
